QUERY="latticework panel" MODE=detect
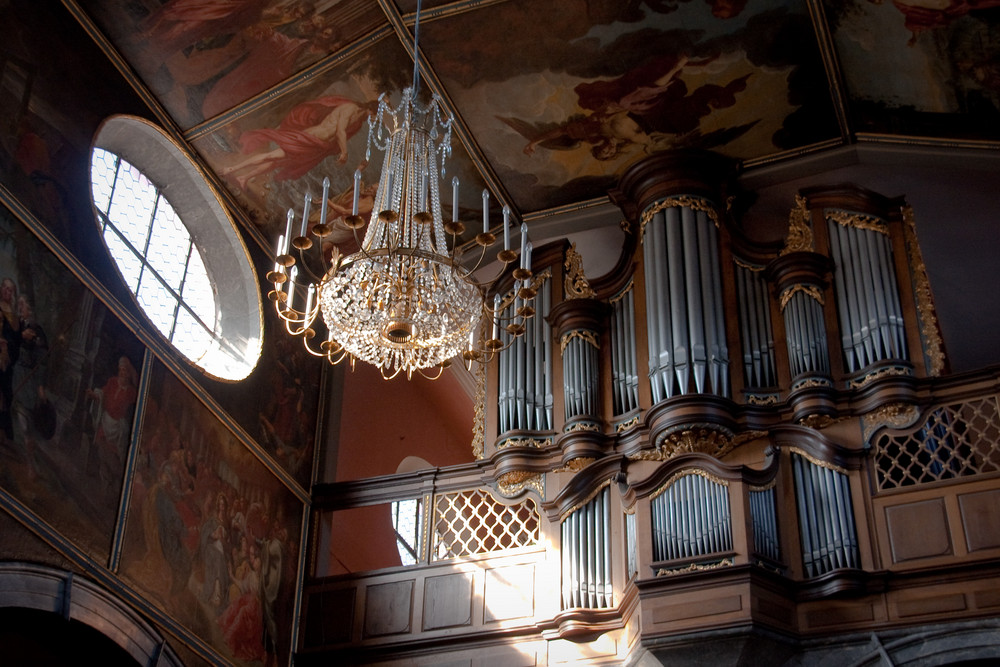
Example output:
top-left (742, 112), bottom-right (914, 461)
top-left (875, 397), bottom-right (1000, 491)
top-left (431, 489), bottom-right (539, 561)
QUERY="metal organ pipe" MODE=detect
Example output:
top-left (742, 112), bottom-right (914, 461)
top-left (561, 487), bottom-right (612, 609)
top-left (827, 217), bottom-right (908, 370)
top-left (497, 275), bottom-right (552, 433)
top-left (792, 453), bottom-right (859, 577)
top-left (642, 201), bottom-right (730, 400)
top-left (650, 472), bottom-right (732, 563)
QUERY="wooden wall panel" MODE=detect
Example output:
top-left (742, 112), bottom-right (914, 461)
top-left (423, 572), bottom-right (473, 630)
top-left (885, 499), bottom-right (952, 563)
top-left (484, 564), bottom-right (534, 622)
top-left (959, 489), bottom-right (1000, 553)
top-left (364, 580), bottom-right (413, 638)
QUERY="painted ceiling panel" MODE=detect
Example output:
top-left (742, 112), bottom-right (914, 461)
top-left (68, 0), bottom-right (999, 240)
top-left (419, 0), bottom-right (840, 212)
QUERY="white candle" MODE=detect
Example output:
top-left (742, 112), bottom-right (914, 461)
top-left (275, 234), bottom-right (285, 260)
top-left (300, 192), bottom-right (312, 237)
top-left (525, 241), bottom-right (532, 270)
top-left (320, 177), bottom-right (330, 227)
top-left (283, 209), bottom-right (293, 253)
top-left (452, 176), bottom-right (459, 222)
top-left (503, 207), bottom-right (511, 251)
top-left (305, 283), bottom-right (314, 316)
top-left (492, 294), bottom-right (500, 340)
top-left (519, 223), bottom-right (528, 267)
top-left (352, 169), bottom-right (361, 216)
top-left (468, 327), bottom-right (474, 351)
top-left (287, 266), bottom-right (297, 309)
top-left (482, 189), bottom-right (490, 234)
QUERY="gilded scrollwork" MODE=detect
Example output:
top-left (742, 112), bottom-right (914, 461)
top-left (733, 256), bottom-right (766, 272)
top-left (560, 329), bottom-right (600, 354)
top-left (902, 205), bottom-right (946, 376)
top-left (826, 209), bottom-right (889, 235)
top-left (847, 365), bottom-right (912, 389)
top-left (638, 195), bottom-right (720, 242)
top-left (786, 446), bottom-right (848, 475)
top-left (564, 243), bottom-right (596, 300)
top-left (798, 413), bottom-right (848, 430)
top-left (779, 283), bottom-right (825, 311)
top-left (564, 421), bottom-right (601, 434)
top-left (495, 471), bottom-right (544, 498)
top-left (609, 281), bottom-right (633, 304)
top-left (650, 468), bottom-right (730, 502)
top-left (657, 558), bottom-right (734, 577)
top-left (472, 362), bottom-right (486, 459)
top-left (553, 456), bottom-right (596, 473)
top-left (496, 437), bottom-right (550, 450)
top-left (747, 394), bottom-right (779, 406)
top-left (780, 195), bottom-right (814, 255)
top-left (616, 415), bottom-right (641, 433)
top-left (862, 402), bottom-right (920, 444)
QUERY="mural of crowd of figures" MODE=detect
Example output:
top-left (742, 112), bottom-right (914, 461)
top-left (0, 1), bottom-right (324, 491)
top-left (0, 206), bottom-right (145, 560)
top-left (120, 360), bottom-right (303, 667)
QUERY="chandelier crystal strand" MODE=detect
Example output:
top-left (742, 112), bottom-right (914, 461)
top-left (266, 2), bottom-right (536, 379)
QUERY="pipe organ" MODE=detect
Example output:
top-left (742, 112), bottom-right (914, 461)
top-left (475, 150), bottom-right (951, 636)
top-left (306, 152), bottom-right (1000, 665)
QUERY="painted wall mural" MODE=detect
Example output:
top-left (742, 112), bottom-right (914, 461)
top-left (0, 205), bottom-right (145, 561)
top-left (119, 360), bottom-right (303, 667)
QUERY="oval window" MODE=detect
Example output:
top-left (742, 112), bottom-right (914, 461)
top-left (90, 116), bottom-right (261, 381)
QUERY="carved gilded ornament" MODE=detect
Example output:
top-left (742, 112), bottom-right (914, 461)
top-left (787, 446), bottom-right (848, 475)
top-left (564, 421), bottom-right (601, 434)
top-left (862, 402), bottom-right (920, 444)
top-left (779, 283), bottom-right (825, 310)
top-left (498, 268), bottom-right (551, 310)
top-left (798, 413), bottom-right (849, 430)
top-left (564, 243), bottom-right (596, 299)
top-left (553, 456), bottom-right (596, 473)
top-left (747, 394), bottom-right (779, 406)
top-left (826, 209), bottom-right (889, 235)
top-left (638, 195), bottom-right (720, 242)
top-left (496, 471), bottom-right (544, 498)
top-left (733, 256), bottom-right (766, 272)
top-left (902, 205), bottom-right (946, 376)
top-left (609, 281), bottom-right (634, 304)
top-left (472, 361), bottom-right (486, 459)
top-left (657, 427), bottom-right (736, 460)
top-left (560, 329), bottom-right (600, 353)
top-left (496, 437), bottom-right (550, 450)
top-left (561, 479), bottom-right (611, 520)
top-left (651, 468), bottom-right (729, 502)
top-left (791, 377), bottom-right (833, 391)
top-left (748, 479), bottom-right (777, 492)
top-left (780, 195), bottom-right (814, 255)
top-left (847, 365), bottom-right (912, 389)
top-left (616, 415), bottom-right (641, 433)
top-left (657, 558), bottom-right (734, 577)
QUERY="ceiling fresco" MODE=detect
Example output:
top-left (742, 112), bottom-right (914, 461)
top-left (71, 0), bottom-right (999, 245)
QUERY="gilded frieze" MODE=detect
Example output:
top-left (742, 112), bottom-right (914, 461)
top-left (862, 402), bottom-right (920, 444)
top-left (639, 195), bottom-right (720, 242)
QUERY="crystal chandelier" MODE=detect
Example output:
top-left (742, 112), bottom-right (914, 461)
top-left (266, 4), bottom-right (536, 379)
